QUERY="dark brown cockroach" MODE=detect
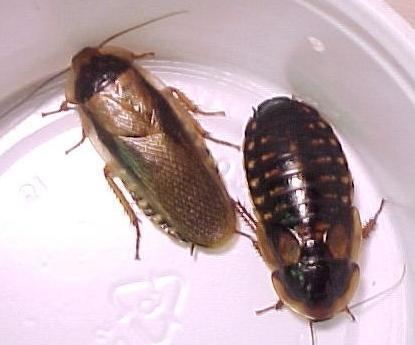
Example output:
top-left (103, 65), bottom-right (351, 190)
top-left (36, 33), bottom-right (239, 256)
top-left (241, 96), bottom-right (385, 343)
top-left (42, 12), bottom-right (239, 259)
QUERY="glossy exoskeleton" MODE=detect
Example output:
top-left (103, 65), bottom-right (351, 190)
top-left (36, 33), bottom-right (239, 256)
top-left (43, 13), bottom-right (237, 258)
top-left (243, 96), bottom-right (383, 323)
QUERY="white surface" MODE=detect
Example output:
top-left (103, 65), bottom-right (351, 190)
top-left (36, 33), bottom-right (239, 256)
top-left (0, 1), bottom-right (413, 344)
top-left (386, 0), bottom-right (415, 26)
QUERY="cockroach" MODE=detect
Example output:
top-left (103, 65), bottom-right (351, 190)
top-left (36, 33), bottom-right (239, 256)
top-left (240, 96), bottom-right (385, 344)
top-left (41, 12), bottom-right (239, 259)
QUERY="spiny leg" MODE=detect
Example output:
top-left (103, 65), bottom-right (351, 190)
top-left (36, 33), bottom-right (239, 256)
top-left (192, 115), bottom-right (240, 150)
top-left (233, 200), bottom-right (260, 254)
top-left (167, 86), bottom-right (225, 116)
top-left (363, 199), bottom-right (385, 239)
top-left (165, 228), bottom-right (196, 258)
top-left (234, 200), bottom-right (257, 232)
top-left (132, 52), bottom-right (155, 60)
top-left (104, 164), bottom-right (141, 260)
top-left (165, 86), bottom-right (239, 149)
top-left (165, 86), bottom-right (239, 150)
top-left (309, 321), bottom-right (316, 345)
top-left (190, 243), bottom-right (196, 256)
top-left (42, 100), bottom-right (76, 117)
top-left (203, 132), bottom-right (240, 150)
top-left (42, 100), bottom-right (85, 155)
top-left (236, 230), bottom-right (259, 251)
top-left (65, 129), bottom-right (86, 155)
top-left (255, 299), bottom-right (284, 315)
top-left (344, 306), bottom-right (356, 321)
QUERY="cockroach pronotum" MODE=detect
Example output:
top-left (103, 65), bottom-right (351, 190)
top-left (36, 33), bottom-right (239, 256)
top-left (41, 12), bottom-right (240, 259)
top-left (239, 96), bottom-right (387, 344)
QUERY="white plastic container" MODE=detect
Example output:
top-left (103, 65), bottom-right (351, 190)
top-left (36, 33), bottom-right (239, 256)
top-left (0, 1), bottom-right (413, 344)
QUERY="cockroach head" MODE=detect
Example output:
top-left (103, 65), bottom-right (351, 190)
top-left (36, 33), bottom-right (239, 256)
top-left (271, 243), bottom-right (360, 321)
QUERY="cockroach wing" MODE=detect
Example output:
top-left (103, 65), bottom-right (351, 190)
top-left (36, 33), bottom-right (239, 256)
top-left (135, 66), bottom-right (216, 164)
top-left (114, 133), bottom-right (235, 247)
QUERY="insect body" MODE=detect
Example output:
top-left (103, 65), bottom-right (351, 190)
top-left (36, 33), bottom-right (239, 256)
top-left (43, 13), bottom-right (237, 258)
top-left (243, 96), bottom-right (382, 324)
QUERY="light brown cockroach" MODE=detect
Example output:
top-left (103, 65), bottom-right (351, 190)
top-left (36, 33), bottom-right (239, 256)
top-left (42, 12), bottom-right (240, 259)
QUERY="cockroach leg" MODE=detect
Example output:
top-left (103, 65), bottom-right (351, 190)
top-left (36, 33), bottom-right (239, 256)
top-left (203, 131), bottom-right (240, 150)
top-left (234, 200), bottom-right (261, 252)
top-left (167, 86), bottom-right (225, 116)
top-left (191, 119), bottom-right (240, 149)
top-left (132, 52), bottom-right (155, 60)
top-left (362, 199), bottom-right (385, 239)
top-left (255, 299), bottom-right (284, 315)
top-left (104, 164), bottom-right (141, 260)
top-left (309, 321), bottom-right (316, 345)
top-left (172, 97), bottom-right (239, 150)
top-left (42, 100), bottom-right (76, 117)
top-left (236, 230), bottom-right (260, 253)
top-left (234, 200), bottom-right (257, 232)
top-left (190, 243), bottom-right (196, 256)
top-left (65, 129), bottom-right (86, 155)
top-left (344, 306), bottom-right (356, 321)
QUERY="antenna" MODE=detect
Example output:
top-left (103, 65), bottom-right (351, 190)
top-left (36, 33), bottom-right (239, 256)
top-left (0, 67), bottom-right (69, 119)
top-left (98, 11), bottom-right (187, 48)
top-left (0, 11), bottom-right (187, 118)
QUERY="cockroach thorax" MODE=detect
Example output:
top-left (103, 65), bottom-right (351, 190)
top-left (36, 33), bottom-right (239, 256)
top-left (271, 258), bottom-right (360, 321)
top-left (71, 46), bottom-right (135, 73)
top-left (71, 47), bottom-right (99, 72)
top-left (69, 46), bottom-right (134, 103)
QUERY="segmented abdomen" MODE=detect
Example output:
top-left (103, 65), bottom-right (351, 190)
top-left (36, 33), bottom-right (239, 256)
top-left (244, 97), bottom-right (353, 240)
